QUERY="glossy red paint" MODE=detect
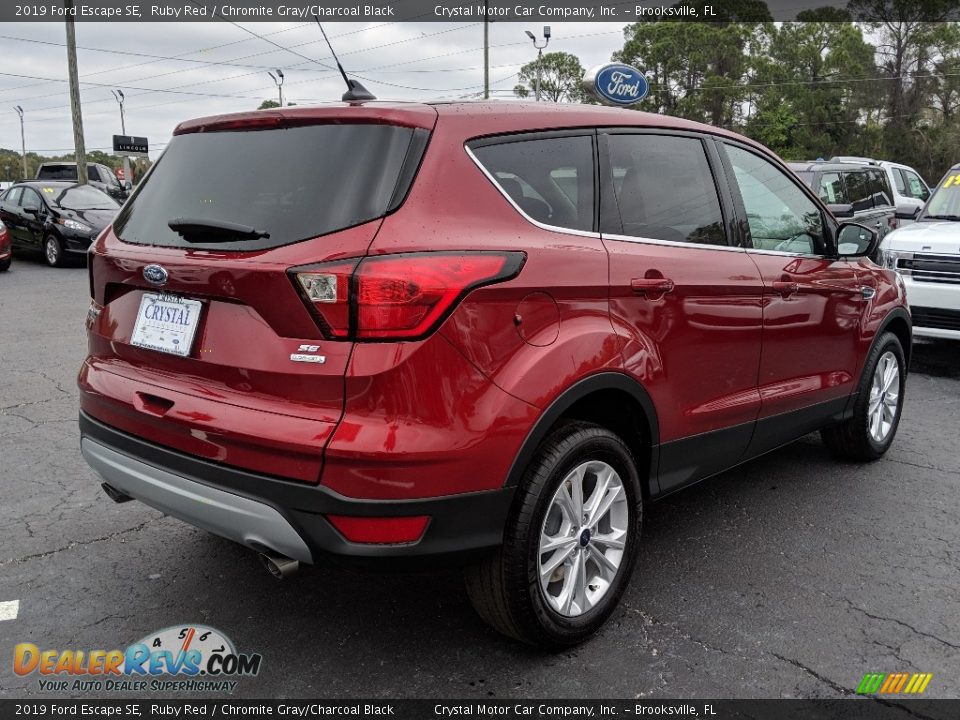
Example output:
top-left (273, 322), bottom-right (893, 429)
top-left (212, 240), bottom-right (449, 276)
top-left (80, 100), bottom-right (907, 517)
top-left (747, 254), bottom-right (863, 417)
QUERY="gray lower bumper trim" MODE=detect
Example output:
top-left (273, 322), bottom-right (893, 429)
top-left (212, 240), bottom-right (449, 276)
top-left (81, 438), bottom-right (313, 563)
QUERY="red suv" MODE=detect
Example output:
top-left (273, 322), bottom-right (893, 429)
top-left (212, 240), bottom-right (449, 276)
top-left (79, 102), bottom-right (910, 647)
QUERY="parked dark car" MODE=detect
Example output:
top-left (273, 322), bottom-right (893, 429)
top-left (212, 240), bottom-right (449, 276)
top-left (36, 162), bottom-right (130, 202)
top-left (788, 161), bottom-right (899, 241)
top-left (0, 220), bottom-right (11, 272)
top-left (0, 181), bottom-right (120, 267)
top-left (79, 102), bottom-right (909, 647)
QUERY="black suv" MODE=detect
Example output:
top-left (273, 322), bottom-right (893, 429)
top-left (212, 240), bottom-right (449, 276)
top-left (788, 161), bottom-right (898, 240)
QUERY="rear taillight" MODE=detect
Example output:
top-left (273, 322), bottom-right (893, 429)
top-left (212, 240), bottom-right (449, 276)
top-left (292, 251), bottom-right (524, 341)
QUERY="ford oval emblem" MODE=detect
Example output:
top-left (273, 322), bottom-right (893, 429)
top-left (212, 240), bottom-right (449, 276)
top-left (582, 63), bottom-right (649, 107)
top-left (143, 264), bottom-right (168, 286)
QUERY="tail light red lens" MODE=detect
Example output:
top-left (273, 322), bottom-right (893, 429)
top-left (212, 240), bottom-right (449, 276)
top-left (293, 251), bottom-right (524, 341)
top-left (326, 515), bottom-right (430, 544)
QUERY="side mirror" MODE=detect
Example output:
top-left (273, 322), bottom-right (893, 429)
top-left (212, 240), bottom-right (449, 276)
top-left (827, 203), bottom-right (854, 219)
top-left (22, 205), bottom-right (39, 216)
top-left (895, 204), bottom-right (920, 220)
top-left (836, 222), bottom-right (879, 258)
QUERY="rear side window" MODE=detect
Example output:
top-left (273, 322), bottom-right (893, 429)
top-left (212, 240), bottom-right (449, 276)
top-left (471, 135), bottom-right (594, 233)
top-left (605, 134), bottom-right (726, 246)
top-left (113, 124), bottom-right (425, 251)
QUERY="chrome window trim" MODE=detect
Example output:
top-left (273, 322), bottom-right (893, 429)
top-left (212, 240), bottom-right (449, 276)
top-left (600, 232), bottom-right (746, 253)
top-left (746, 247), bottom-right (827, 259)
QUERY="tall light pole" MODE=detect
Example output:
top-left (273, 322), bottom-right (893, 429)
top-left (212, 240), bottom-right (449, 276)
top-left (13, 106), bottom-right (26, 179)
top-left (268, 69), bottom-right (285, 107)
top-left (111, 89), bottom-right (131, 186)
top-left (524, 26), bottom-right (551, 102)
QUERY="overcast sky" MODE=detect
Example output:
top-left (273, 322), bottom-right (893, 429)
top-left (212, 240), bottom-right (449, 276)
top-left (0, 21), bottom-right (630, 158)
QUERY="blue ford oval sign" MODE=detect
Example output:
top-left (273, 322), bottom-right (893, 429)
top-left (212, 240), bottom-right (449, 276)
top-left (583, 63), bottom-right (649, 107)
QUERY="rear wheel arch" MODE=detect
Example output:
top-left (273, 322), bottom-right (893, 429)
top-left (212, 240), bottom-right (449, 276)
top-left (504, 373), bottom-right (659, 498)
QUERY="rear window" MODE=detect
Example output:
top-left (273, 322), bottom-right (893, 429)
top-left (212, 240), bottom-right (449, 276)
top-left (113, 123), bottom-right (426, 251)
top-left (37, 165), bottom-right (78, 181)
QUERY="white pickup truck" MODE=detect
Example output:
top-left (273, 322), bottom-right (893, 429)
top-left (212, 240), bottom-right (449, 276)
top-left (880, 164), bottom-right (960, 340)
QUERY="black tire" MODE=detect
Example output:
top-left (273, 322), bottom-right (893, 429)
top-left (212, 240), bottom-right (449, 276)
top-left (821, 331), bottom-right (906, 461)
top-left (0, 256), bottom-right (10, 272)
top-left (43, 234), bottom-right (65, 268)
top-left (464, 422), bottom-right (643, 648)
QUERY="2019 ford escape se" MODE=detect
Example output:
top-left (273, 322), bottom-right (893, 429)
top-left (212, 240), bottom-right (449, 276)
top-left (79, 102), bottom-right (910, 647)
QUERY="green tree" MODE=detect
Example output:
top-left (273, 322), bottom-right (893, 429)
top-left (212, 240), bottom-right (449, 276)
top-left (745, 19), bottom-right (877, 159)
top-left (615, 19), bottom-right (772, 128)
top-left (513, 51), bottom-right (592, 103)
top-left (258, 99), bottom-right (280, 110)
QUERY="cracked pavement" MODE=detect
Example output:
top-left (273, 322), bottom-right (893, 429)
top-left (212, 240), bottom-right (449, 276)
top-left (1, 259), bottom-right (958, 700)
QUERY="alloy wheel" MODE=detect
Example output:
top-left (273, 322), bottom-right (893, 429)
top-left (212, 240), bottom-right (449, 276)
top-left (868, 350), bottom-right (900, 443)
top-left (538, 460), bottom-right (629, 617)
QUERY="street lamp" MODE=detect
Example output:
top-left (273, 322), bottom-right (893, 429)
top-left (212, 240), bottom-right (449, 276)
top-left (13, 106), bottom-right (26, 179)
top-left (111, 89), bottom-right (131, 187)
top-left (525, 26), bottom-right (550, 102)
top-left (268, 69), bottom-right (285, 107)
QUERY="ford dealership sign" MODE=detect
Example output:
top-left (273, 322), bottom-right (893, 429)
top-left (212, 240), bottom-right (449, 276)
top-left (583, 63), bottom-right (649, 107)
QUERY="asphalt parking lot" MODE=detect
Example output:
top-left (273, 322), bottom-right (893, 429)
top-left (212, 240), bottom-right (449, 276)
top-left (1, 257), bottom-right (958, 700)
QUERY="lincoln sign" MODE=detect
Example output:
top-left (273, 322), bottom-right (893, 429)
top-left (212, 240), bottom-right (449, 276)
top-left (582, 63), bottom-right (649, 107)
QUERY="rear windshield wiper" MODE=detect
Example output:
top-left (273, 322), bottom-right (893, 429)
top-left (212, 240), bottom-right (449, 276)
top-left (168, 217), bottom-right (270, 241)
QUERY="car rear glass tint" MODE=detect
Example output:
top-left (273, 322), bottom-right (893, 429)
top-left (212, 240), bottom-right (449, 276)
top-left (37, 165), bottom-right (79, 181)
top-left (471, 135), bottom-right (595, 233)
top-left (113, 124), bottom-right (423, 251)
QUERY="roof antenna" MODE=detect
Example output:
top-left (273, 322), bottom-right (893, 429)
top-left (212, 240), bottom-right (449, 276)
top-left (314, 18), bottom-right (376, 103)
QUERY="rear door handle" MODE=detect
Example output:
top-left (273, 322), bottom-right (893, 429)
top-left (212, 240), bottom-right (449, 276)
top-left (630, 278), bottom-right (675, 297)
top-left (771, 280), bottom-right (799, 297)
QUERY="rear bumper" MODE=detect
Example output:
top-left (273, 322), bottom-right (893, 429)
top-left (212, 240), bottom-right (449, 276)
top-left (79, 412), bottom-right (514, 568)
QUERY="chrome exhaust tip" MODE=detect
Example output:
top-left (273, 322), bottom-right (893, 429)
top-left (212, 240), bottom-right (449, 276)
top-left (259, 551), bottom-right (299, 579)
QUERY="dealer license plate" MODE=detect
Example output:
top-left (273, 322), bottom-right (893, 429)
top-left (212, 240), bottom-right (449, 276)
top-left (130, 293), bottom-right (203, 357)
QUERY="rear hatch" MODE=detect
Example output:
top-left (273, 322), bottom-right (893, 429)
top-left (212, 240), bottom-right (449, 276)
top-left (81, 105), bottom-right (436, 483)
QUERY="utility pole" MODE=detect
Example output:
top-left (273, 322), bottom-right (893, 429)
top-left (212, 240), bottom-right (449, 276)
top-left (111, 89), bottom-right (131, 187)
top-left (13, 106), bottom-right (26, 179)
top-left (65, 0), bottom-right (87, 185)
top-left (483, 0), bottom-right (489, 100)
top-left (268, 69), bottom-right (285, 106)
top-left (525, 27), bottom-right (550, 102)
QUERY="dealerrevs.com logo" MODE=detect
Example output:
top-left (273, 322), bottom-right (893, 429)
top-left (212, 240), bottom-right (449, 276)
top-left (13, 625), bottom-right (262, 693)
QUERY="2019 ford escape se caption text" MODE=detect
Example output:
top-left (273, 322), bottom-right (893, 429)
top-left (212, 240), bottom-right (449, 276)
top-left (79, 102), bottom-right (911, 647)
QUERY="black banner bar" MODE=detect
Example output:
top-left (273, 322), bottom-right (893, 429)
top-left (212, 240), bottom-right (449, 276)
top-left (4, 0), bottom-right (958, 23)
top-left (3, 700), bottom-right (960, 720)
